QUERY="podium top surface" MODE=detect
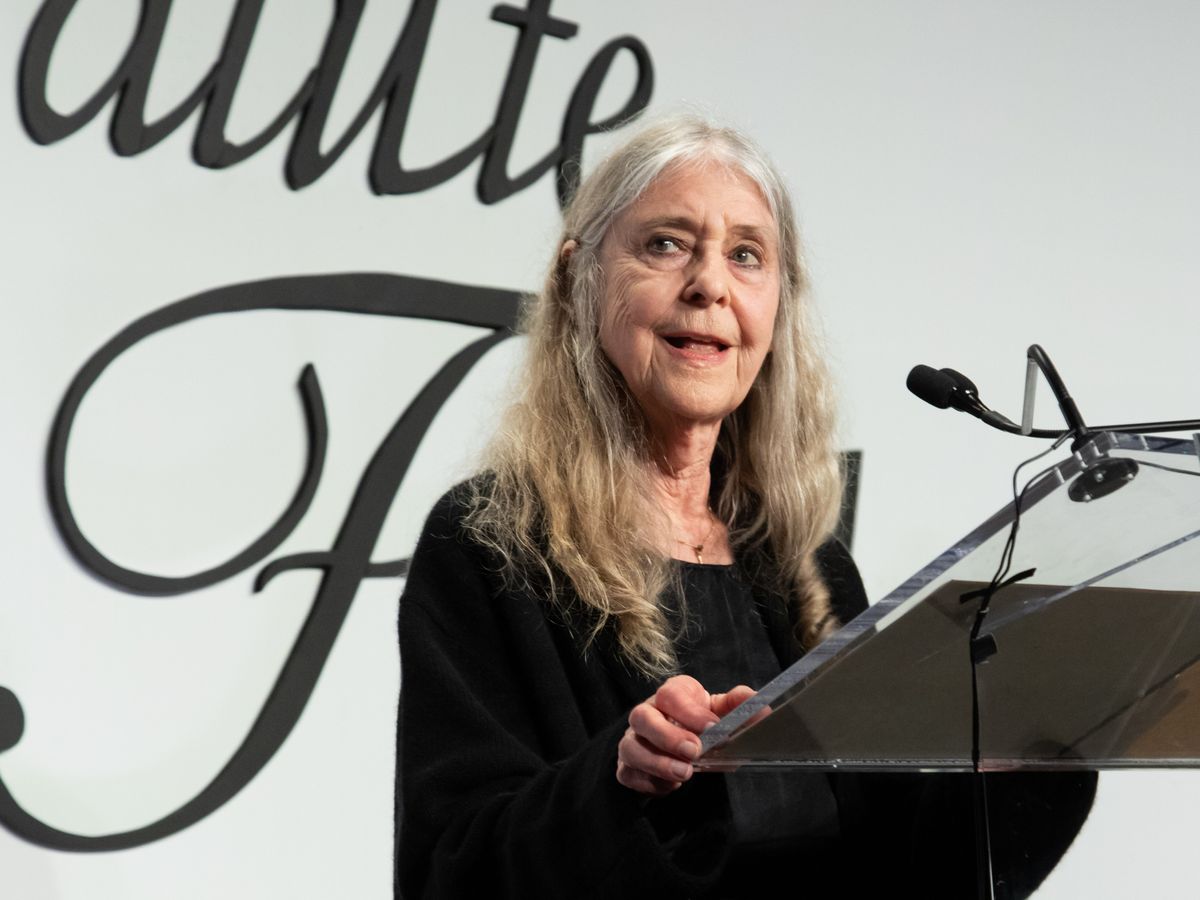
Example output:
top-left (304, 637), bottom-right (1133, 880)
top-left (699, 432), bottom-right (1200, 772)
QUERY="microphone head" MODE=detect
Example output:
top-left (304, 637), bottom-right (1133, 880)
top-left (939, 368), bottom-right (978, 398)
top-left (906, 364), bottom-right (956, 409)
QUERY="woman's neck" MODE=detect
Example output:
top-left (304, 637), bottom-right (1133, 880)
top-left (650, 422), bottom-right (719, 512)
top-left (647, 421), bottom-right (732, 563)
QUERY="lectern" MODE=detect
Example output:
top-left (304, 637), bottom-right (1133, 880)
top-left (699, 431), bottom-right (1200, 895)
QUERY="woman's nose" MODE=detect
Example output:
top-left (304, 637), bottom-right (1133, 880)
top-left (682, 250), bottom-right (729, 307)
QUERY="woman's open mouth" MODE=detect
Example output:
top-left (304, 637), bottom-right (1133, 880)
top-left (661, 334), bottom-right (730, 356)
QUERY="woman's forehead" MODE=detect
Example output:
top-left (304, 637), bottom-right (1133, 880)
top-left (616, 161), bottom-right (778, 237)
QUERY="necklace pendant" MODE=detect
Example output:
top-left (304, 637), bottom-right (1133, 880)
top-left (694, 545), bottom-right (704, 564)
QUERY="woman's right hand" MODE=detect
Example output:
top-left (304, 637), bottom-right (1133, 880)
top-left (616, 675), bottom-right (755, 796)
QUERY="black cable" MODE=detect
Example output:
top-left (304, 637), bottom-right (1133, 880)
top-left (965, 434), bottom-right (1070, 900)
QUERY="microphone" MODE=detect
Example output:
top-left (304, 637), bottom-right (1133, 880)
top-left (907, 352), bottom-right (1200, 440)
top-left (907, 363), bottom-right (1054, 436)
top-left (906, 365), bottom-right (982, 413)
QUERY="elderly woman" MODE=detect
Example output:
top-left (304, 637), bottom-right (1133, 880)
top-left (397, 117), bottom-right (1090, 898)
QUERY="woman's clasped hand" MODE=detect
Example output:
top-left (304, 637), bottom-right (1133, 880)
top-left (616, 676), bottom-right (755, 796)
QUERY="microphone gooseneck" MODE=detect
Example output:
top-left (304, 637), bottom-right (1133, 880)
top-left (1025, 344), bottom-right (1090, 449)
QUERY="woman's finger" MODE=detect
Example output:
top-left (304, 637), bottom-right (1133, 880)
top-left (628, 701), bottom-right (703, 759)
top-left (653, 676), bottom-right (721, 733)
top-left (619, 730), bottom-right (696, 783)
top-left (709, 684), bottom-right (756, 718)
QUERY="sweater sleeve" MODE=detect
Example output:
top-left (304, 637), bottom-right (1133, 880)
top-left (396, 490), bottom-right (732, 899)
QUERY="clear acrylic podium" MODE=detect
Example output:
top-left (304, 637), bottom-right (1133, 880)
top-left (699, 431), bottom-right (1200, 772)
top-left (697, 432), bottom-right (1200, 897)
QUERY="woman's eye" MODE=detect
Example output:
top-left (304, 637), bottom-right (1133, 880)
top-left (731, 246), bottom-right (762, 267)
top-left (648, 236), bottom-right (682, 254)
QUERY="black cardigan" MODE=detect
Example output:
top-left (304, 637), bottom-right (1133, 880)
top-left (396, 485), bottom-right (1094, 899)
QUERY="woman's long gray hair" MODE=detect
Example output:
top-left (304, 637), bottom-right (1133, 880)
top-left (466, 115), bottom-right (844, 677)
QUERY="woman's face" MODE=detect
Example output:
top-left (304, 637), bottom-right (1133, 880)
top-left (596, 161), bottom-right (781, 434)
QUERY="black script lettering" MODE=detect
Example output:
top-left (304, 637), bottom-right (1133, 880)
top-left (19, 0), bottom-right (654, 206)
top-left (553, 35), bottom-right (654, 205)
top-left (0, 273), bottom-right (519, 850)
top-left (472, 0), bottom-right (578, 202)
top-left (286, 0), bottom-right (491, 195)
top-left (19, 0), bottom-right (187, 151)
top-left (194, 0), bottom-right (314, 167)
top-left (48, 362), bottom-right (327, 597)
top-left (0, 689), bottom-right (22, 755)
top-left (20, 0), bottom-right (298, 158)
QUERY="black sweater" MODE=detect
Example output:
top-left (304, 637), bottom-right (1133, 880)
top-left (396, 485), bottom-right (1094, 899)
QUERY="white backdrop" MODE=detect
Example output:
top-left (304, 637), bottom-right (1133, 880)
top-left (2, 1), bottom-right (1199, 897)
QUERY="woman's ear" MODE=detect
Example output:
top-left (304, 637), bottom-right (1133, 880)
top-left (554, 239), bottom-right (579, 302)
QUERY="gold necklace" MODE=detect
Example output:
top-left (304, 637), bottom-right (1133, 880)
top-left (675, 509), bottom-right (718, 564)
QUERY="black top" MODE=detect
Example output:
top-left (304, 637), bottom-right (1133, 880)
top-left (673, 563), bottom-right (839, 851)
top-left (673, 563), bottom-right (780, 689)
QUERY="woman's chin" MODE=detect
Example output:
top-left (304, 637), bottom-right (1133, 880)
top-left (642, 394), bottom-right (742, 433)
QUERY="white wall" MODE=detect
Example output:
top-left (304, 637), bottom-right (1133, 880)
top-left (2, 1), bottom-right (1199, 896)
